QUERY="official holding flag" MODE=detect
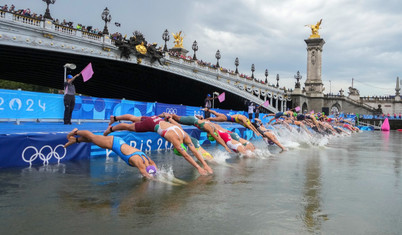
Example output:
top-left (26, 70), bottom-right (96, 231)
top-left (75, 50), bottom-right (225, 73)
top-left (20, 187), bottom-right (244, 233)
top-left (64, 73), bottom-right (81, 125)
top-left (63, 63), bottom-right (94, 125)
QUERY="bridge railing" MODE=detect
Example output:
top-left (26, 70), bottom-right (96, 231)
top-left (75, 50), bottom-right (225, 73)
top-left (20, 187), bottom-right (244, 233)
top-left (344, 96), bottom-right (376, 111)
top-left (82, 31), bottom-right (102, 41)
top-left (12, 13), bottom-right (41, 27)
top-left (54, 24), bottom-right (77, 36)
top-left (0, 10), bottom-right (111, 45)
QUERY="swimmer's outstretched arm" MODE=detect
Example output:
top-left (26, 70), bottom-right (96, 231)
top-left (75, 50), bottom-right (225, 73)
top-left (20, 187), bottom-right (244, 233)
top-left (172, 140), bottom-right (208, 176)
top-left (185, 137), bottom-right (213, 174)
top-left (263, 114), bottom-right (275, 118)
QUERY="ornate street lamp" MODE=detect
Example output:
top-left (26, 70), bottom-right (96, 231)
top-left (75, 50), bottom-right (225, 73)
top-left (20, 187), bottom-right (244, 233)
top-left (276, 74), bottom-right (280, 87)
top-left (234, 57), bottom-right (239, 74)
top-left (101, 7), bottom-right (112, 35)
top-left (265, 69), bottom-right (269, 84)
top-left (294, 70), bottom-right (302, 88)
top-left (192, 40), bottom-right (198, 60)
top-left (215, 50), bottom-right (221, 68)
top-left (251, 64), bottom-right (255, 79)
top-left (43, 0), bottom-right (56, 20)
top-left (162, 29), bottom-right (170, 52)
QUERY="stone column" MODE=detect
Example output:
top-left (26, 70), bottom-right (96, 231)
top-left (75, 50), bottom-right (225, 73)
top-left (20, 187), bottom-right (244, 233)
top-left (304, 38), bottom-right (325, 97)
top-left (395, 76), bottom-right (400, 101)
top-left (284, 100), bottom-right (287, 112)
top-left (275, 96), bottom-right (279, 110)
top-left (270, 96), bottom-right (273, 108)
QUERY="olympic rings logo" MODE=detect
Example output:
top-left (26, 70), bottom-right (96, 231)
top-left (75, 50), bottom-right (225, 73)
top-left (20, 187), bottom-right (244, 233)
top-left (165, 108), bottom-right (177, 114)
top-left (22, 144), bottom-right (67, 166)
top-left (193, 110), bottom-right (202, 116)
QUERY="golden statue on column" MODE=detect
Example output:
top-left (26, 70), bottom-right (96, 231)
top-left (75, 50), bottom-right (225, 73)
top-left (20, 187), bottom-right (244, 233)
top-left (305, 19), bottom-right (322, 38)
top-left (172, 31), bottom-right (184, 48)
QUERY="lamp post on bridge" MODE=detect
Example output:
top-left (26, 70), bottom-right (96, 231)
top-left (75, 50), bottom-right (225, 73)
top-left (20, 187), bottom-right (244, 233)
top-left (101, 7), bottom-right (112, 35)
top-left (294, 71), bottom-right (302, 88)
top-left (265, 69), bottom-right (269, 85)
top-left (215, 50), bottom-right (221, 68)
top-left (162, 29), bottom-right (170, 52)
top-left (276, 74), bottom-right (280, 88)
top-left (192, 40), bottom-right (198, 60)
top-left (43, 0), bottom-right (56, 20)
top-left (329, 80), bottom-right (332, 94)
top-left (235, 57), bottom-right (239, 74)
top-left (251, 64), bottom-right (255, 79)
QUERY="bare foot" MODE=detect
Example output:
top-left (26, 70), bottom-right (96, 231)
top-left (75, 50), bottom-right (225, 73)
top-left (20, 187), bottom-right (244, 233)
top-left (64, 136), bottom-right (77, 148)
top-left (108, 115), bottom-right (116, 126)
top-left (67, 128), bottom-right (78, 139)
top-left (103, 126), bottom-right (112, 136)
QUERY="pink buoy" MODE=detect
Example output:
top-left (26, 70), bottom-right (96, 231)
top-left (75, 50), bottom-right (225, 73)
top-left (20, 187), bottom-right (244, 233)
top-left (381, 118), bottom-right (390, 131)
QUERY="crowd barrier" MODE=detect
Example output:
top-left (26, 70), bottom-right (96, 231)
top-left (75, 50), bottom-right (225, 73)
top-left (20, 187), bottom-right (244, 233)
top-left (0, 132), bottom-right (90, 168)
top-left (0, 88), bottom-right (253, 120)
top-left (0, 89), bottom-right (264, 168)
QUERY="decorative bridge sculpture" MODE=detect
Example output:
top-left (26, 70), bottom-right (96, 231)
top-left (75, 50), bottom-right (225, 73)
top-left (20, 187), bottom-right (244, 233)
top-left (0, 10), bottom-right (288, 113)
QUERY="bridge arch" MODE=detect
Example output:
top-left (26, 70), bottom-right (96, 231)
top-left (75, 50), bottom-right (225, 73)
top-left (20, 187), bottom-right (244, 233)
top-left (302, 102), bottom-right (308, 113)
top-left (330, 102), bottom-right (341, 115)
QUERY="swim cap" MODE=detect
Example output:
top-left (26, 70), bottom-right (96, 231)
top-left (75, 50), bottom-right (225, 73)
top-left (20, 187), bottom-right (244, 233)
top-left (173, 143), bottom-right (187, 156)
top-left (146, 165), bottom-right (157, 176)
top-left (207, 132), bottom-right (218, 141)
top-left (67, 74), bottom-right (73, 79)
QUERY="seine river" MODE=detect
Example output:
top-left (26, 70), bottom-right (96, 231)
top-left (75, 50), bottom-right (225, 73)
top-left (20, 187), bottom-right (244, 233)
top-left (0, 131), bottom-right (401, 234)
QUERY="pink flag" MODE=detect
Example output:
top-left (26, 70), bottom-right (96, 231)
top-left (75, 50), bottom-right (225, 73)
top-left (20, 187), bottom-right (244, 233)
top-left (263, 100), bottom-right (269, 107)
top-left (81, 63), bottom-right (94, 82)
top-left (295, 106), bottom-right (301, 112)
top-left (218, 92), bottom-right (225, 102)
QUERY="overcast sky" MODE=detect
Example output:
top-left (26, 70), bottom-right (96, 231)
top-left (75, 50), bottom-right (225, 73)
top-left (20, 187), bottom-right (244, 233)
top-left (3, 0), bottom-right (402, 96)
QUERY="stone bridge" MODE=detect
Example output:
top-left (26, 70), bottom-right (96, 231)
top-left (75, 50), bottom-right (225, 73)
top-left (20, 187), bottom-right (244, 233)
top-left (0, 9), bottom-right (288, 113)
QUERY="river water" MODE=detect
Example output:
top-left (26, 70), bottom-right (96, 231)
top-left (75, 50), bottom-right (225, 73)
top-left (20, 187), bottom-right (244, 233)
top-left (0, 131), bottom-right (401, 234)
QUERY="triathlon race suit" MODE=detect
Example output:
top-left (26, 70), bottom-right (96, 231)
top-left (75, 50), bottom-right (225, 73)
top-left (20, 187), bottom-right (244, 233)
top-left (297, 114), bottom-right (305, 121)
top-left (229, 132), bottom-right (240, 141)
top-left (252, 122), bottom-right (266, 136)
top-left (112, 136), bottom-right (150, 166)
top-left (179, 116), bottom-right (198, 125)
top-left (218, 130), bottom-right (241, 152)
top-left (155, 124), bottom-right (186, 138)
top-left (190, 137), bottom-right (201, 148)
top-left (275, 112), bottom-right (284, 119)
top-left (134, 116), bottom-right (162, 132)
top-left (234, 115), bottom-right (251, 128)
top-left (225, 114), bottom-right (235, 122)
